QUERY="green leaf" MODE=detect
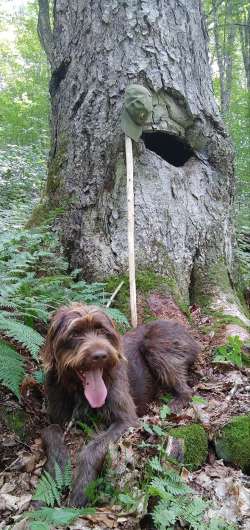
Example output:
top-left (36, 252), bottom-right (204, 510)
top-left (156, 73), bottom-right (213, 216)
top-left (149, 456), bottom-right (163, 473)
top-left (0, 339), bottom-right (25, 398)
top-left (191, 396), bottom-right (208, 405)
top-left (160, 405), bottom-right (171, 419)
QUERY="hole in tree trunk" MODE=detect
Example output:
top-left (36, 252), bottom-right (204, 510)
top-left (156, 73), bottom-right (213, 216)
top-left (141, 131), bottom-right (194, 167)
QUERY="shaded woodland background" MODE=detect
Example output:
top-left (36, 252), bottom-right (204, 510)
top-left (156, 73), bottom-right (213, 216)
top-left (0, 0), bottom-right (249, 277)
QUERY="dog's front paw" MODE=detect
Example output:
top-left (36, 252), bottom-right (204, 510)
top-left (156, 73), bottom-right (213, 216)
top-left (170, 396), bottom-right (190, 414)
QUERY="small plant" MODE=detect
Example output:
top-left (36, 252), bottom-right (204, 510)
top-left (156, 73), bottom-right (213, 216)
top-left (23, 506), bottom-right (95, 530)
top-left (0, 340), bottom-right (25, 398)
top-left (17, 459), bottom-right (96, 530)
top-left (148, 465), bottom-right (235, 530)
top-left (213, 336), bottom-right (244, 367)
top-left (33, 460), bottom-right (73, 507)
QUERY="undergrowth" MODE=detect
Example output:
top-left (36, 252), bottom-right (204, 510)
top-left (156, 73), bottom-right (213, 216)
top-left (213, 335), bottom-right (249, 367)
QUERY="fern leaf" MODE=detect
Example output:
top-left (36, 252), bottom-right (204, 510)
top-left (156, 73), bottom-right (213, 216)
top-left (149, 456), bottom-right (163, 473)
top-left (33, 471), bottom-right (60, 507)
top-left (30, 522), bottom-right (50, 530)
top-left (25, 506), bottom-right (96, 525)
top-left (0, 316), bottom-right (44, 358)
top-left (54, 462), bottom-right (63, 491)
top-left (63, 458), bottom-right (72, 489)
top-left (152, 499), bottom-right (182, 529)
top-left (105, 307), bottom-right (129, 325)
top-left (0, 340), bottom-right (25, 398)
top-left (43, 471), bottom-right (61, 506)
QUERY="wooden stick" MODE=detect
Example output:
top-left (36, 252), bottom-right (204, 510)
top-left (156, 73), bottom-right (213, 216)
top-left (125, 135), bottom-right (137, 328)
top-left (106, 280), bottom-right (125, 308)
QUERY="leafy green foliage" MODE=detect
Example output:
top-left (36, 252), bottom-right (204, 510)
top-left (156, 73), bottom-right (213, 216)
top-left (0, 1), bottom-right (49, 146)
top-left (0, 316), bottom-right (44, 359)
top-left (26, 461), bottom-right (96, 529)
top-left (24, 506), bottom-right (95, 528)
top-left (0, 340), bottom-right (25, 398)
top-left (148, 465), bottom-right (234, 530)
top-left (191, 396), bottom-right (208, 405)
top-left (203, 0), bottom-right (250, 290)
top-left (213, 335), bottom-right (244, 367)
top-left (159, 404), bottom-right (171, 419)
top-left (33, 460), bottom-right (72, 507)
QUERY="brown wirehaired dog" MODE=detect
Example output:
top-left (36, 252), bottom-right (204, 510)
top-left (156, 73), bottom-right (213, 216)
top-left (41, 303), bottom-right (199, 507)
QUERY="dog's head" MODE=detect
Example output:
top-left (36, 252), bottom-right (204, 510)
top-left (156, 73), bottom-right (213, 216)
top-left (42, 303), bottom-right (124, 408)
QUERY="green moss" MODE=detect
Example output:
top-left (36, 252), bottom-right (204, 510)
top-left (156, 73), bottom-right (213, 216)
top-left (215, 415), bottom-right (250, 474)
top-left (210, 311), bottom-right (250, 331)
top-left (3, 409), bottom-right (27, 441)
top-left (26, 201), bottom-right (51, 227)
top-left (106, 271), bottom-right (188, 322)
top-left (190, 259), bottom-right (232, 308)
top-left (168, 424), bottom-right (208, 471)
top-left (26, 202), bottom-right (65, 228)
top-left (47, 135), bottom-right (68, 195)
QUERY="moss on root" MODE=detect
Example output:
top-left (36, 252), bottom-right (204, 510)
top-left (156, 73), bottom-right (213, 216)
top-left (106, 271), bottom-right (188, 322)
top-left (168, 424), bottom-right (208, 471)
top-left (190, 258), bottom-right (232, 308)
top-left (215, 415), bottom-right (250, 474)
top-left (26, 202), bottom-right (65, 228)
top-left (46, 135), bottom-right (69, 195)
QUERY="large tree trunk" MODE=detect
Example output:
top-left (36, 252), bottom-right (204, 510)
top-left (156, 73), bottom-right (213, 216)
top-left (38, 0), bottom-right (248, 323)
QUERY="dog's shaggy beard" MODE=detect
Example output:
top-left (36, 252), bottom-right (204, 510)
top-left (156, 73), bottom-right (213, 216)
top-left (57, 332), bottom-right (120, 408)
top-left (42, 304), bottom-right (124, 408)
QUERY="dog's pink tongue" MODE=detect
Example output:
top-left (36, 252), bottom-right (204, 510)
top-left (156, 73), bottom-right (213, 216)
top-left (84, 369), bottom-right (107, 408)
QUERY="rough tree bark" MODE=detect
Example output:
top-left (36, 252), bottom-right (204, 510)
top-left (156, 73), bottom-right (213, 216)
top-left (38, 0), bottom-right (249, 324)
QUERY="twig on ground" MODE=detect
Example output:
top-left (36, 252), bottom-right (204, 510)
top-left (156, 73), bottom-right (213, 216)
top-left (106, 281), bottom-right (125, 308)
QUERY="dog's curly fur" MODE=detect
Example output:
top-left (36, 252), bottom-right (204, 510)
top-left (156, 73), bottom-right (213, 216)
top-left (41, 303), bottom-right (200, 507)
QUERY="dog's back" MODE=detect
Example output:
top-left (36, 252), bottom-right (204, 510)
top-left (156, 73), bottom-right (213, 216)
top-left (123, 319), bottom-right (200, 415)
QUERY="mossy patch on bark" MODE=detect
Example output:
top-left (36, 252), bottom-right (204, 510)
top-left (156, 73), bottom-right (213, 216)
top-left (168, 424), bottom-right (208, 471)
top-left (47, 135), bottom-right (69, 195)
top-left (190, 258), bottom-right (232, 308)
top-left (215, 415), bottom-right (250, 474)
top-left (106, 271), bottom-right (188, 322)
top-left (26, 202), bottom-right (65, 228)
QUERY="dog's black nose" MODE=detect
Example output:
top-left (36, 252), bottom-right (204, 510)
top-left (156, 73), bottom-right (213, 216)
top-left (92, 351), bottom-right (108, 361)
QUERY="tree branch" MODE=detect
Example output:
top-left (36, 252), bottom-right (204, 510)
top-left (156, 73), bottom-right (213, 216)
top-left (37, 0), bottom-right (55, 65)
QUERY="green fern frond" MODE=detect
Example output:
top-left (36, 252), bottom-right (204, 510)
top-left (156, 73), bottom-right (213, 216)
top-left (33, 471), bottom-right (60, 507)
top-left (29, 522), bottom-right (50, 530)
top-left (54, 462), bottom-right (63, 491)
top-left (0, 316), bottom-right (44, 359)
top-left (105, 307), bottom-right (129, 325)
top-left (148, 456), bottom-right (163, 473)
top-left (152, 499), bottom-right (183, 530)
top-left (25, 506), bottom-right (95, 526)
top-left (148, 478), bottom-right (171, 499)
top-left (0, 340), bottom-right (25, 398)
top-left (62, 459), bottom-right (72, 489)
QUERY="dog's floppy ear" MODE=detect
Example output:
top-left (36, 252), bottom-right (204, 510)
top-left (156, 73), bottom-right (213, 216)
top-left (41, 307), bottom-right (67, 372)
top-left (41, 332), bottom-right (54, 372)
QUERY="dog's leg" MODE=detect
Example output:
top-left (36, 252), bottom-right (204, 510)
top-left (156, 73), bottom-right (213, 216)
top-left (41, 424), bottom-right (70, 477)
top-left (69, 373), bottom-right (138, 507)
top-left (69, 420), bottom-right (131, 506)
top-left (169, 374), bottom-right (193, 413)
top-left (46, 370), bottom-right (75, 425)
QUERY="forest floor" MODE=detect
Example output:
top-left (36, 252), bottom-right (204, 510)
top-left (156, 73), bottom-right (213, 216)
top-left (0, 294), bottom-right (249, 530)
